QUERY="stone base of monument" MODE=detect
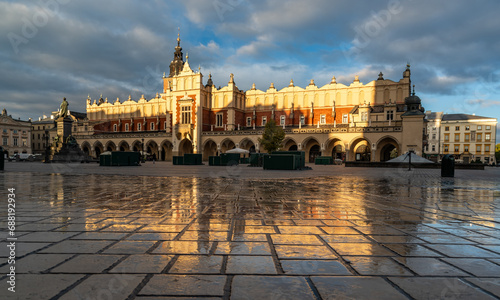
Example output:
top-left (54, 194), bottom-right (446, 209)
top-left (50, 144), bottom-right (88, 163)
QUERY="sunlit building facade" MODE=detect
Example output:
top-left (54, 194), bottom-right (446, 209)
top-left (75, 35), bottom-right (426, 162)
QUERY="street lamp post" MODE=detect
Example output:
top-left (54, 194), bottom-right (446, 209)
top-left (141, 138), bottom-right (145, 163)
top-left (44, 130), bottom-right (50, 163)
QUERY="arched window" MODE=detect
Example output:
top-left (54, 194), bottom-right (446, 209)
top-left (137, 123), bottom-right (141, 131)
top-left (125, 123), bottom-right (129, 132)
top-left (113, 124), bottom-right (117, 132)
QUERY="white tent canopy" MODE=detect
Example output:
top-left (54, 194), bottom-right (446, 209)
top-left (387, 152), bottom-right (434, 163)
top-left (226, 147), bottom-right (249, 154)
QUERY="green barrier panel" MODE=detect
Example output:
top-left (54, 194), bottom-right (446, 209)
top-left (184, 153), bottom-right (203, 165)
top-left (221, 153), bottom-right (240, 166)
top-left (99, 153), bottom-right (111, 166)
top-left (209, 156), bottom-right (221, 166)
top-left (263, 154), bottom-right (297, 170)
top-left (272, 151), bottom-right (305, 168)
top-left (315, 156), bottom-right (334, 165)
top-left (173, 156), bottom-right (184, 165)
top-left (111, 151), bottom-right (141, 166)
top-left (240, 157), bottom-right (249, 164)
top-left (249, 153), bottom-right (264, 167)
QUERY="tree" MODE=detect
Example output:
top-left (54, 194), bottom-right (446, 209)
top-left (258, 119), bottom-right (285, 153)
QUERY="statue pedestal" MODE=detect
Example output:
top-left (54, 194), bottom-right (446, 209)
top-left (56, 117), bottom-right (73, 141)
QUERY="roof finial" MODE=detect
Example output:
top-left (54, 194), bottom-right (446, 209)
top-left (412, 84), bottom-right (415, 96)
top-left (186, 52), bottom-right (189, 62)
top-left (177, 27), bottom-right (180, 46)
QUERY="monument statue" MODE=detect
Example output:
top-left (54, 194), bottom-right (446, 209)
top-left (59, 97), bottom-right (69, 118)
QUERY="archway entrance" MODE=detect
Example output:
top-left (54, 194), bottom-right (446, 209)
top-left (332, 144), bottom-right (344, 160)
top-left (203, 140), bottom-right (217, 160)
top-left (221, 139), bottom-right (236, 153)
top-left (161, 141), bottom-right (173, 161)
top-left (355, 144), bottom-right (371, 161)
top-left (309, 145), bottom-right (321, 163)
top-left (283, 139), bottom-right (298, 151)
top-left (377, 137), bottom-right (399, 162)
top-left (106, 142), bottom-right (116, 152)
top-left (119, 141), bottom-right (130, 152)
top-left (147, 141), bottom-right (159, 160)
top-left (179, 139), bottom-right (193, 156)
top-left (94, 142), bottom-right (104, 158)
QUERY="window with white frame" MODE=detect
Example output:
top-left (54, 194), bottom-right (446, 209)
top-left (280, 115), bottom-right (286, 126)
top-left (485, 133), bottom-right (491, 141)
top-left (216, 113), bottom-right (223, 127)
top-left (137, 123), bottom-right (141, 131)
top-left (3, 137), bottom-right (7, 146)
top-left (150, 122), bottom-right (155, 131)
top-left (246, 117), bottom-right (252, 127)
top-left (113, 124), bottom-right (117, 132)
top-left (342, 114), bottom-right (348, 124)
top-left (300, 115), bottom-right (305, 125)
top-left (262, 116), bottom-right (267, 126)
top-left (485, 145), bottom-right (490, 152)
top-left (22, 138), bottom-right (27, 146)
top-left (432, 145), bottom-right (435, 152)
top-left (125, 123), bottom-right (129, 131)
top-left (13, 138), bottom-right (18, 146)
top-left (181, 106), bottom-right (191, 124)
top-left (486, 125), bottom-right (491, 130)
top-left (320, 115), bottom-right (326, 124)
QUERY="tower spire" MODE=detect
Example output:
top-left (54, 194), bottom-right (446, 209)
top-left (169, 27), bottom-right (184, 77)
top-left (177, 27), bottom-right (180, 47)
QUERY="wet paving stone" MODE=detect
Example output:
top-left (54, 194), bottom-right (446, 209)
top-left (312, 276), bottom-right (407, 299)
top-left (2, 167), bottom-right (500, 298)
top-left (271, 234), bottom-right (323, 245)
top-left (152, 241), bottom-right (212, 255)
top-left (139, 275), bottom-right (226, 296)
top-left (179, 231), bottom-right (229, 241)
top-left (71, 232), bottom-right (129, 240)
top-left (274, 245), bottom-right (337, 259)
top-left (394, 257), bottom-right (469, 276)
top-left (330, 243), bottom-right (395, 256)
top-left (281, 260), bottom-right (352, 275)
top-left (345, 256), bottom-right (413, 276)
top-left (426, 244), bottom-right (500, 258)
top-left (0, 254), bottom-right (73, 274)
top-left (389, 277), bottom-right (496, 299)
top-left (465, 278), bottom-right (500, 297)
top-left (383, 244), bottom-right (443, 257)
top-left (231, 276), bottom-right (315, 300)
top-left (442, 258), bottom-right (500, 277)
top-left (170, 255), bottom-right (223, 274)
top-left (51, 254), bottom-right (123, 273)
top-left (125, 232), bottom-right (178, 241)
top-left (215, 242), bottom-right (271, 255)
top-left (59, 274), bottom-right (145, 300)
top-left (0, 274), bottom-right (84, 299)
top-left (39, 240), bottom-right (114, 254)
top-left (102, 240), bottom-right (157, 254)
top-left (226, 256), bottom-right (277, 274)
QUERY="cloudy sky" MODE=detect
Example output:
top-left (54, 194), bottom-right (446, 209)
top-left (1, 0), bottom-right (499, 138)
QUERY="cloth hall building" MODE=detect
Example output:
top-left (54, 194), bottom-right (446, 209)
top-left (75, 36), bottom-right (425, 163)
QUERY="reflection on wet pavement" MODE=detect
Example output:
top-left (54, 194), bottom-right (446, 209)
top-left (0, 170), bottom-right (499, 299)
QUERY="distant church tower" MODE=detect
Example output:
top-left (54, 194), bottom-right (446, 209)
top-left (169, 29), bottom-right (184, 77)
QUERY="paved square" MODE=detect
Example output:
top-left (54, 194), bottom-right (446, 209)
top-left (1, 162), bottom-right (500, 299)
